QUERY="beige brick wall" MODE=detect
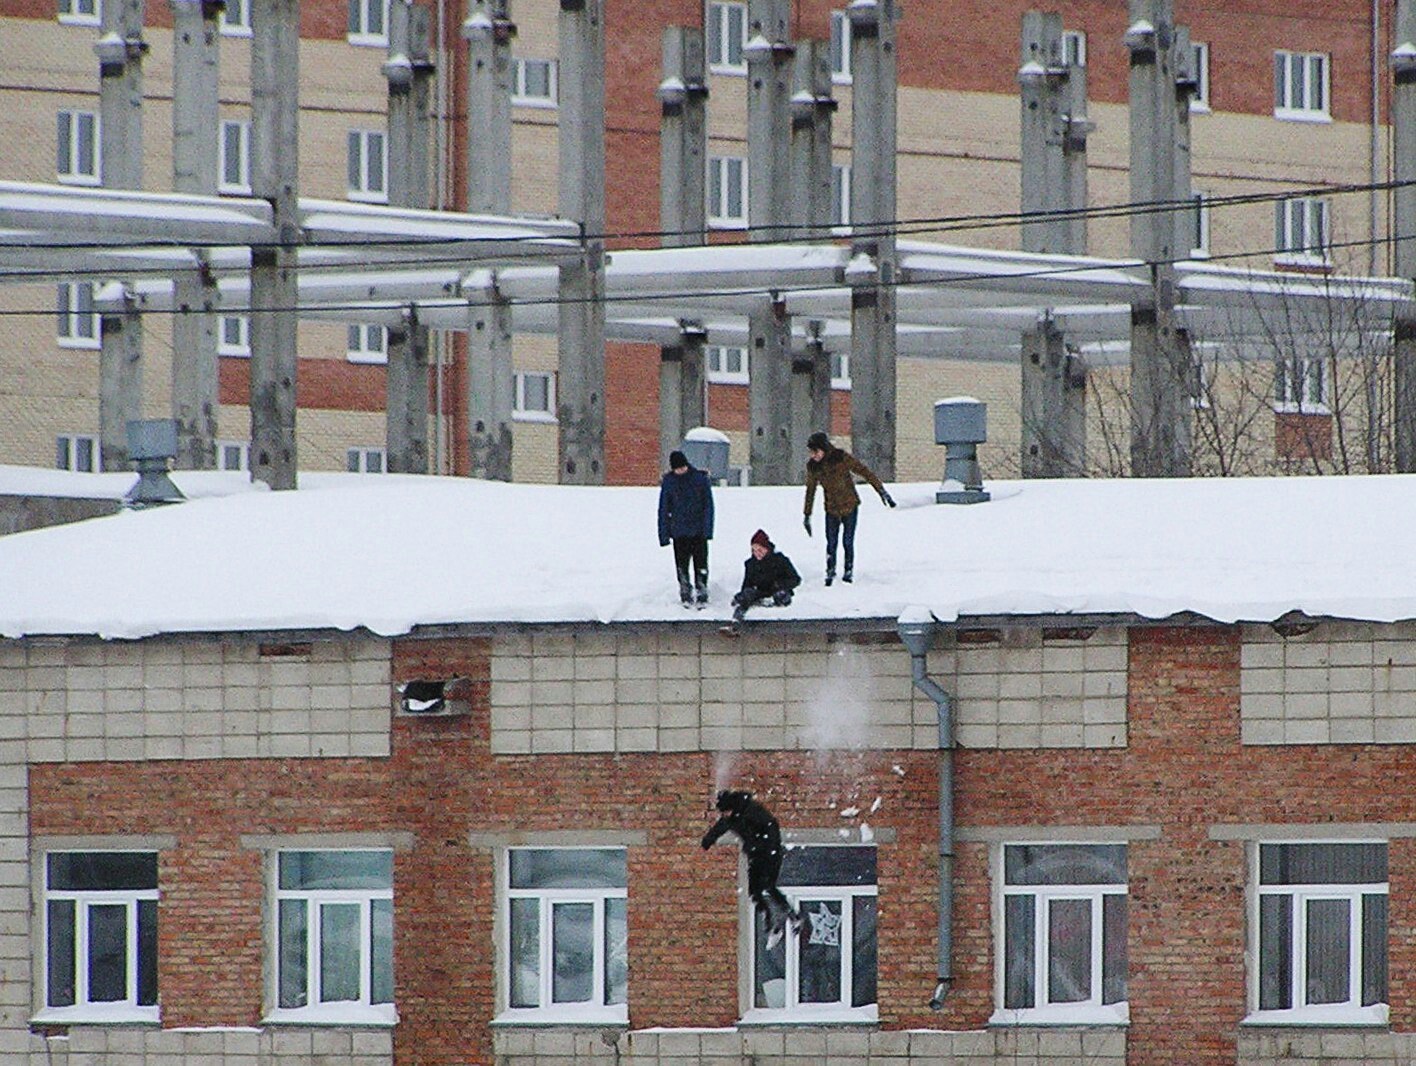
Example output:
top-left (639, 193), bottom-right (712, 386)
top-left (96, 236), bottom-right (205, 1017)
top-left (1237, 1027), bottom-right (1416, 1065)
top-left (488, 626), bottom-right (1127, 756)
top-left (45, 1025), bottom-right (392, 1066)
top-left (1241, 622), bottom-right (1416, 745)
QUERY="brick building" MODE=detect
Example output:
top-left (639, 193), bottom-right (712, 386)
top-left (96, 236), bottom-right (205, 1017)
top-left (1, 472), bottom-right (1415, 1063)
top-left (0, 0), bottom-right (1400, 482)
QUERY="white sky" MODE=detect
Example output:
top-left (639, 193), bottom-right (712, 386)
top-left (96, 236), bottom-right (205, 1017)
top-left (1, 466), bottom-right (1412, 640)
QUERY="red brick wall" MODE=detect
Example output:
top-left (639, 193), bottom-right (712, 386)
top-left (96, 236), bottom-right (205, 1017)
top-left (220, 356), bottom-right (390, 413)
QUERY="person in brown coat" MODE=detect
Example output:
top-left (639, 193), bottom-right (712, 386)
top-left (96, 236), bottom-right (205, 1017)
top-left (802, 432), bottom-right (894, 585)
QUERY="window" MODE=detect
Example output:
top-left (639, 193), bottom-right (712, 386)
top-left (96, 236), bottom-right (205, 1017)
top-left (514, 371), bottom-right (556, 421)
top-left (749, 846), bottom-right (876, 1020)
top-left (830, 11), bottom-right (851, 82)
top-left (1191, 42), bottom-right (1210, 111)
top-left (1275, 51), bottom-right (1328, 119)
top-left (217, 440), bottom-right (250, 471)
top-left (347, 0), bottom-right (388, 44)
top-left (220, 119), bottom-right (251, 194)
top-left (347, 447), bottom-right (386, 474)
top-left (40, 852), bottom-right (158, 1022)
top-left (831, 163), bottom-right (851, 230)
top-left (708, 155), bottom-right (747, 229)
top-left (707, 1), bottom-right (747, 72)
top-left (512, 58), bottom-right (558, 107)
top-left (1190, 357), bottom-right (1213, 410)
top-left (347, 323), bottom-right (388, 364)
top-left (706, 344), bottom-right (748, 385)
top-left (271, 850), bottom-right (393, 1022)
top-left (58, 0), bottom-right (99, 25)
top-left (503, 848), bottom-right (627, 1021)
top-left (57, 110), bottom-right (99, 185)
top-left (830, 351), bottom-right (851, 390)
top-left (997, 843), bottom-right (1128, 1024)
top-left (347, 130), bottom-right (388, 203)
top-left (220, 0), bottom-right (250, 34)
top-left (1254, 842), bottom-right (1387, 1023)
top-left (57, 282), bottom-right (99, 347)
top-left (219, 314), bottom-right (250, 357)
top-left (57, 433), bottom-right (98, 473)
top-left (1275, 196), bottom-right (1329, 264)
top-left (1063, 30), bottom-right (1086, 67)
top-left (1273, 356), bottom-right (1329, 413)
top-left (1190, 190), bottom-right (1210, 258)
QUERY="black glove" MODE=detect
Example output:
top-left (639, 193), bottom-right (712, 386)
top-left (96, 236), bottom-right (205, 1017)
top-left (803, 516), bottom-right (812, 536)
top-left (880, 490), bottom-right (896, 508)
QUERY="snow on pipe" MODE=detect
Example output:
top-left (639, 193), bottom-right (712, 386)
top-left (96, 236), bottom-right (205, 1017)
top-left (897, 610), bottom-right (955, 1010)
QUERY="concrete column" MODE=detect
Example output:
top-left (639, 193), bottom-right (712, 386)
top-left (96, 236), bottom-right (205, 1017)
top-left (169, 0), bottom-right (221, 471)
top-left (791, 324), bottom-right (830, 465)
top-left (848, 0), bottom-right (898, 480)
top-left (466, 276), bottom-right (515, 481)
top-left (1125, 0), bottom-right (1191, 477)
top-left (1020, 317), bottom-right (1086, 477)
top-left (659, 321), bottom-right (707, 463)
top-left (789, 38), bottom-right (834, 240)
top-left (1393, 0), bottom-right (1416, 470)
top-left (96, 0), bottom-right (147, 471)
top-left (557, 0), bottom-right (607, 483)
top-left (249, 0), bottom-right (301, 489)
top-left (749, 297), bottom-right (793, 483)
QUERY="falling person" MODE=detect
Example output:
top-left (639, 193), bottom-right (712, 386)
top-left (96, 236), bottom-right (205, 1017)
top-left (701, 789), bottom-right (800, 948)
top-left (802, 431), bottom-right (895, 585)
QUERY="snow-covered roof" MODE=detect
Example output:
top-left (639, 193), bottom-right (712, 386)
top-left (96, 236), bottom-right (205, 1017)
top-left (1, 468), bottom-right (1414, 641)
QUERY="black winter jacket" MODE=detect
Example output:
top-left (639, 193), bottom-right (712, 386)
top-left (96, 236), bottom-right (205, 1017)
top-left (657, 465), bottom-right (715, 545)
top-left (701, 790), bottom-right (782, 864)
top-left (739, 548), bottom-right (801, 597)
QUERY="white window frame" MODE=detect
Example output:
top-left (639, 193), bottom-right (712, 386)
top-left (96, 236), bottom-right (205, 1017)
top-left (347, 0), bottom-right (388, 45)
top-left (36, 851), bottom-right (159, 1024)
top-left (347, 447), bottom-right (386, 474)
top-left (347, 323), bottom-right (388, 365)
top-left (1248, 841), bottom-right (1388, 1025)
top-left (707, 1), bottom-right (747, 73)
top-left (708, 155), bottom-right (747, 229)
top-left (744, 845), bottom-right (877, 1023)
top-left (347, 129), bottom-right (388, 204)
top-left (220, 0), bottom-right (251, 35)
top-left (831, 162), bottom-right (851, 232)
top-left (1274, 50), bottom-right (1329, 121)
top-left (217, 440), bottom-right (250, 472)
top-left (829, 10), bottom-right (851, 83)
top-left (512, 58), bottom-right (558, 108)
top-left (58, 0), bottom-right (99, 26)
top-left (706, 344), bottom-right (748, 385)
top-left (993, 843), bottom-right (1129, 1026)
top-left (1190, 189), bottom-right (1210, 259)
top-left (57, 109), bottom-right (100, 186)
top-left (500, 847), bottom-right (628, 1023)
top-left (57, 281), bottom-right (100, 349)
top-left (219, 314), bottom-right (251, 357)
top-left (57, 433), bottom-right (99, 472)
top-left (1273, 355), bottom-right (1330, 415)
top-left (1190, 41), bottom-right (1210, 112)
top-left (514, 371), bottom-right (557, 422)
top-left (219, 119), bottom-right (252, 195)
top-left (1063, 30), bottom-right (1086, 68)
top-left (1274, 196), bottom-right (1330, 266)
top-left (830, 351), bottom-right (851, 390)
top-left (267, 849), bottom-right (395, 1025)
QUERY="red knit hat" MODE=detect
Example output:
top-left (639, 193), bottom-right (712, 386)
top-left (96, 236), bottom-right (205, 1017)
top-left (750, 529), bottom-right (772, 550)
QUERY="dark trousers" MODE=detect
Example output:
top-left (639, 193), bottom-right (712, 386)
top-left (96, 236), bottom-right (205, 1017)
top-left (673, 536), bottom-right (709, 601)
top-left (824, 508), bottom-right (858, 577)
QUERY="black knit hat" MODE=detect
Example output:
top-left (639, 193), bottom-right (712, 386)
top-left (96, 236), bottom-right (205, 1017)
top-left (807, 432), bottom-right (830, 452)
top-left (669, 450), bottom-right (688, 469)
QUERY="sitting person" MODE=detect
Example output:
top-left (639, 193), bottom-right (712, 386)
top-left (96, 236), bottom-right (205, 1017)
top-left (730, 529), bottom-right (801, 627)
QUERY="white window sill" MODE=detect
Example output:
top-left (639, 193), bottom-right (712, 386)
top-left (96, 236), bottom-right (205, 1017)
top-left (347, 34), bottom-right (389, 47)
top-left (493, 1007), bottom-right (628, 1026)
top-left (57, 175), bottom-right (101, 187)
top-left (346, 351), bottom-right (388, 365)
top-left (1273, 109), bottom-right (1331, 124)
top-left (1190, 101), bottom-right (1212, 114)
top-left (511, 97), bottom-right (558, 110)
top-left (33, 1005), bottom-right (159, 1025)
top-left (1272, 403), bottom-right (1332, 417)
top-left (513, 410), bottom-right (557, 424)
top-left (739, 1005), bottom-right (878, 1026)
top-left (706, 374), bottom-right (749, 387)
top-left (219, 24), bottom-right (253, 37)
top-left (219, 348), bottom-right (252, 359)
top-left (1242, 1004), bottom-right (1388, 1027)
top-left (708, 219), bottom-right (749, 231)
top-left (263, 1004), bottom-right (398, 1026)
top-left (347, 191), bottom-right (390, 206)
top-left (58, 14), bottom-right (100, 26)
top-left (1273, 254), bottom-right (1332, 270)
top-left (989, 1003), bottom-right (1130, 1026)
top-left (709, 64), bottom-right (747, 77)
top-left (832, 73), bottom-right (853, 86)
top-left (219, 184), bottom-right (254, 197)
top-left (57, 338), bottom-right (101, 351)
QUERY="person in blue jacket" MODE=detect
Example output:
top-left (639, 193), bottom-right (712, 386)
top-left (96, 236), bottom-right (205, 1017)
top-left (658, 450), bottom-right (715, 607)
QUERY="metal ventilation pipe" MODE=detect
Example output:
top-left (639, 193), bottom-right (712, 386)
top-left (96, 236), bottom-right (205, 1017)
top-left (897, 609), bottom-right (955, 1010)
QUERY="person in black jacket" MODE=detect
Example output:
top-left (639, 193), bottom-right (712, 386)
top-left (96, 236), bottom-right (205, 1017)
top-left (701, 789), bottom-right (799, 943)
top-left (730, 529), bottom-right (801, 627)
top-left (657, 450), bottom-right (715, 607)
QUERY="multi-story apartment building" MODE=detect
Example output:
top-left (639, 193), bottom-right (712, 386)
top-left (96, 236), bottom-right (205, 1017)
top-left (0, 0), bottom-right (1398, 483)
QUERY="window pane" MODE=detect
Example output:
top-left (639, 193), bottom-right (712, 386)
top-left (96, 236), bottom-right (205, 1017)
top-left (56, 437), bottom-right (71, 471)
top-left (753, 906), bottom-right (786, 1008)
top-left (58, 113), bottom-right (71, 174)
top-left (510, 848), bottom-right (625, 889)
top-left (348, 131), bottom-right (361, 189)
top-left (550, 901), bottom-right (593, 1003)
top-left (604, 897), bottom-right (627, 1006)
top-left (509, 897), bottom-right (540, 1007)
top-left (1102, 893), bottom-right (1127, 1005)
top-left (279, 851), bottom-right (392, 890)
top-left (77, 114), bottom-right (95, 176)
top-left (727, 159), bottom-right (743, 216)
top-left (47, 899), bottom-right (76, 1007)
top-left (49, 852), bottom-right (158, 892)
top-left (369, 132), bottom-right (385, 193)
top-left (1274, 54), bottom-right (1285, 108)
top-left (780, 846), bottom-right (876, 887)
top-left (1260, 844), bottom-right (1387, 885)
top-left (319, 903), bottom-right (361, 1002)
top-left (1309, 55), bottom-right (1324, 110)
top-left (371, 898), bottom-right (393, 1005)
top-left (367, 450), bottom-right (384, 474)
top-left (137, 898), bottom-right (157, 1006)
top-left (87, 903), bottom-right (127, 1003)
top-left (1289, 57), bottom-right (1303, 109)
top-left (1304, 897), bottom-right (1350, 1006)
top-left (1362, 893), bottom-right (1388, 1006)
top-left (1259, 893), bottom-right (1292, 1010)
top-left (1003, 894), bottom-right (1035, 1009)
top-left (347, 449), bottom-right (361, 473)
top-left (852, 895), bottom-right (877, 1007)
top-left (278, 898), bottom-right (309, 1008)
top-left (798, 899), bottom-right (843, 1004)
top-left (1046, 897), bottom-right (1091, 1004)
top-left (1005, 844), bottom-right (1126, 885)
top-left (347, 0), bottom-right (359, 33)
top-left (75, 436), bottom-right (94, 471)
top-left (727, 5), bottom-right (743, 65)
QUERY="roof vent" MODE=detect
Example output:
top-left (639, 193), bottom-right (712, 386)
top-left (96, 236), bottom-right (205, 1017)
top-left (680, 426), bottom-right (732, 482)
top-left (124, 419), bottom-right (185, 508)
top-left (934, 398), bottom-right (990, 505)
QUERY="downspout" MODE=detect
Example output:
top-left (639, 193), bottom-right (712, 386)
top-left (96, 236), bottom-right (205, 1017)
top-left (897, 609), bottom-right (954, 1010)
